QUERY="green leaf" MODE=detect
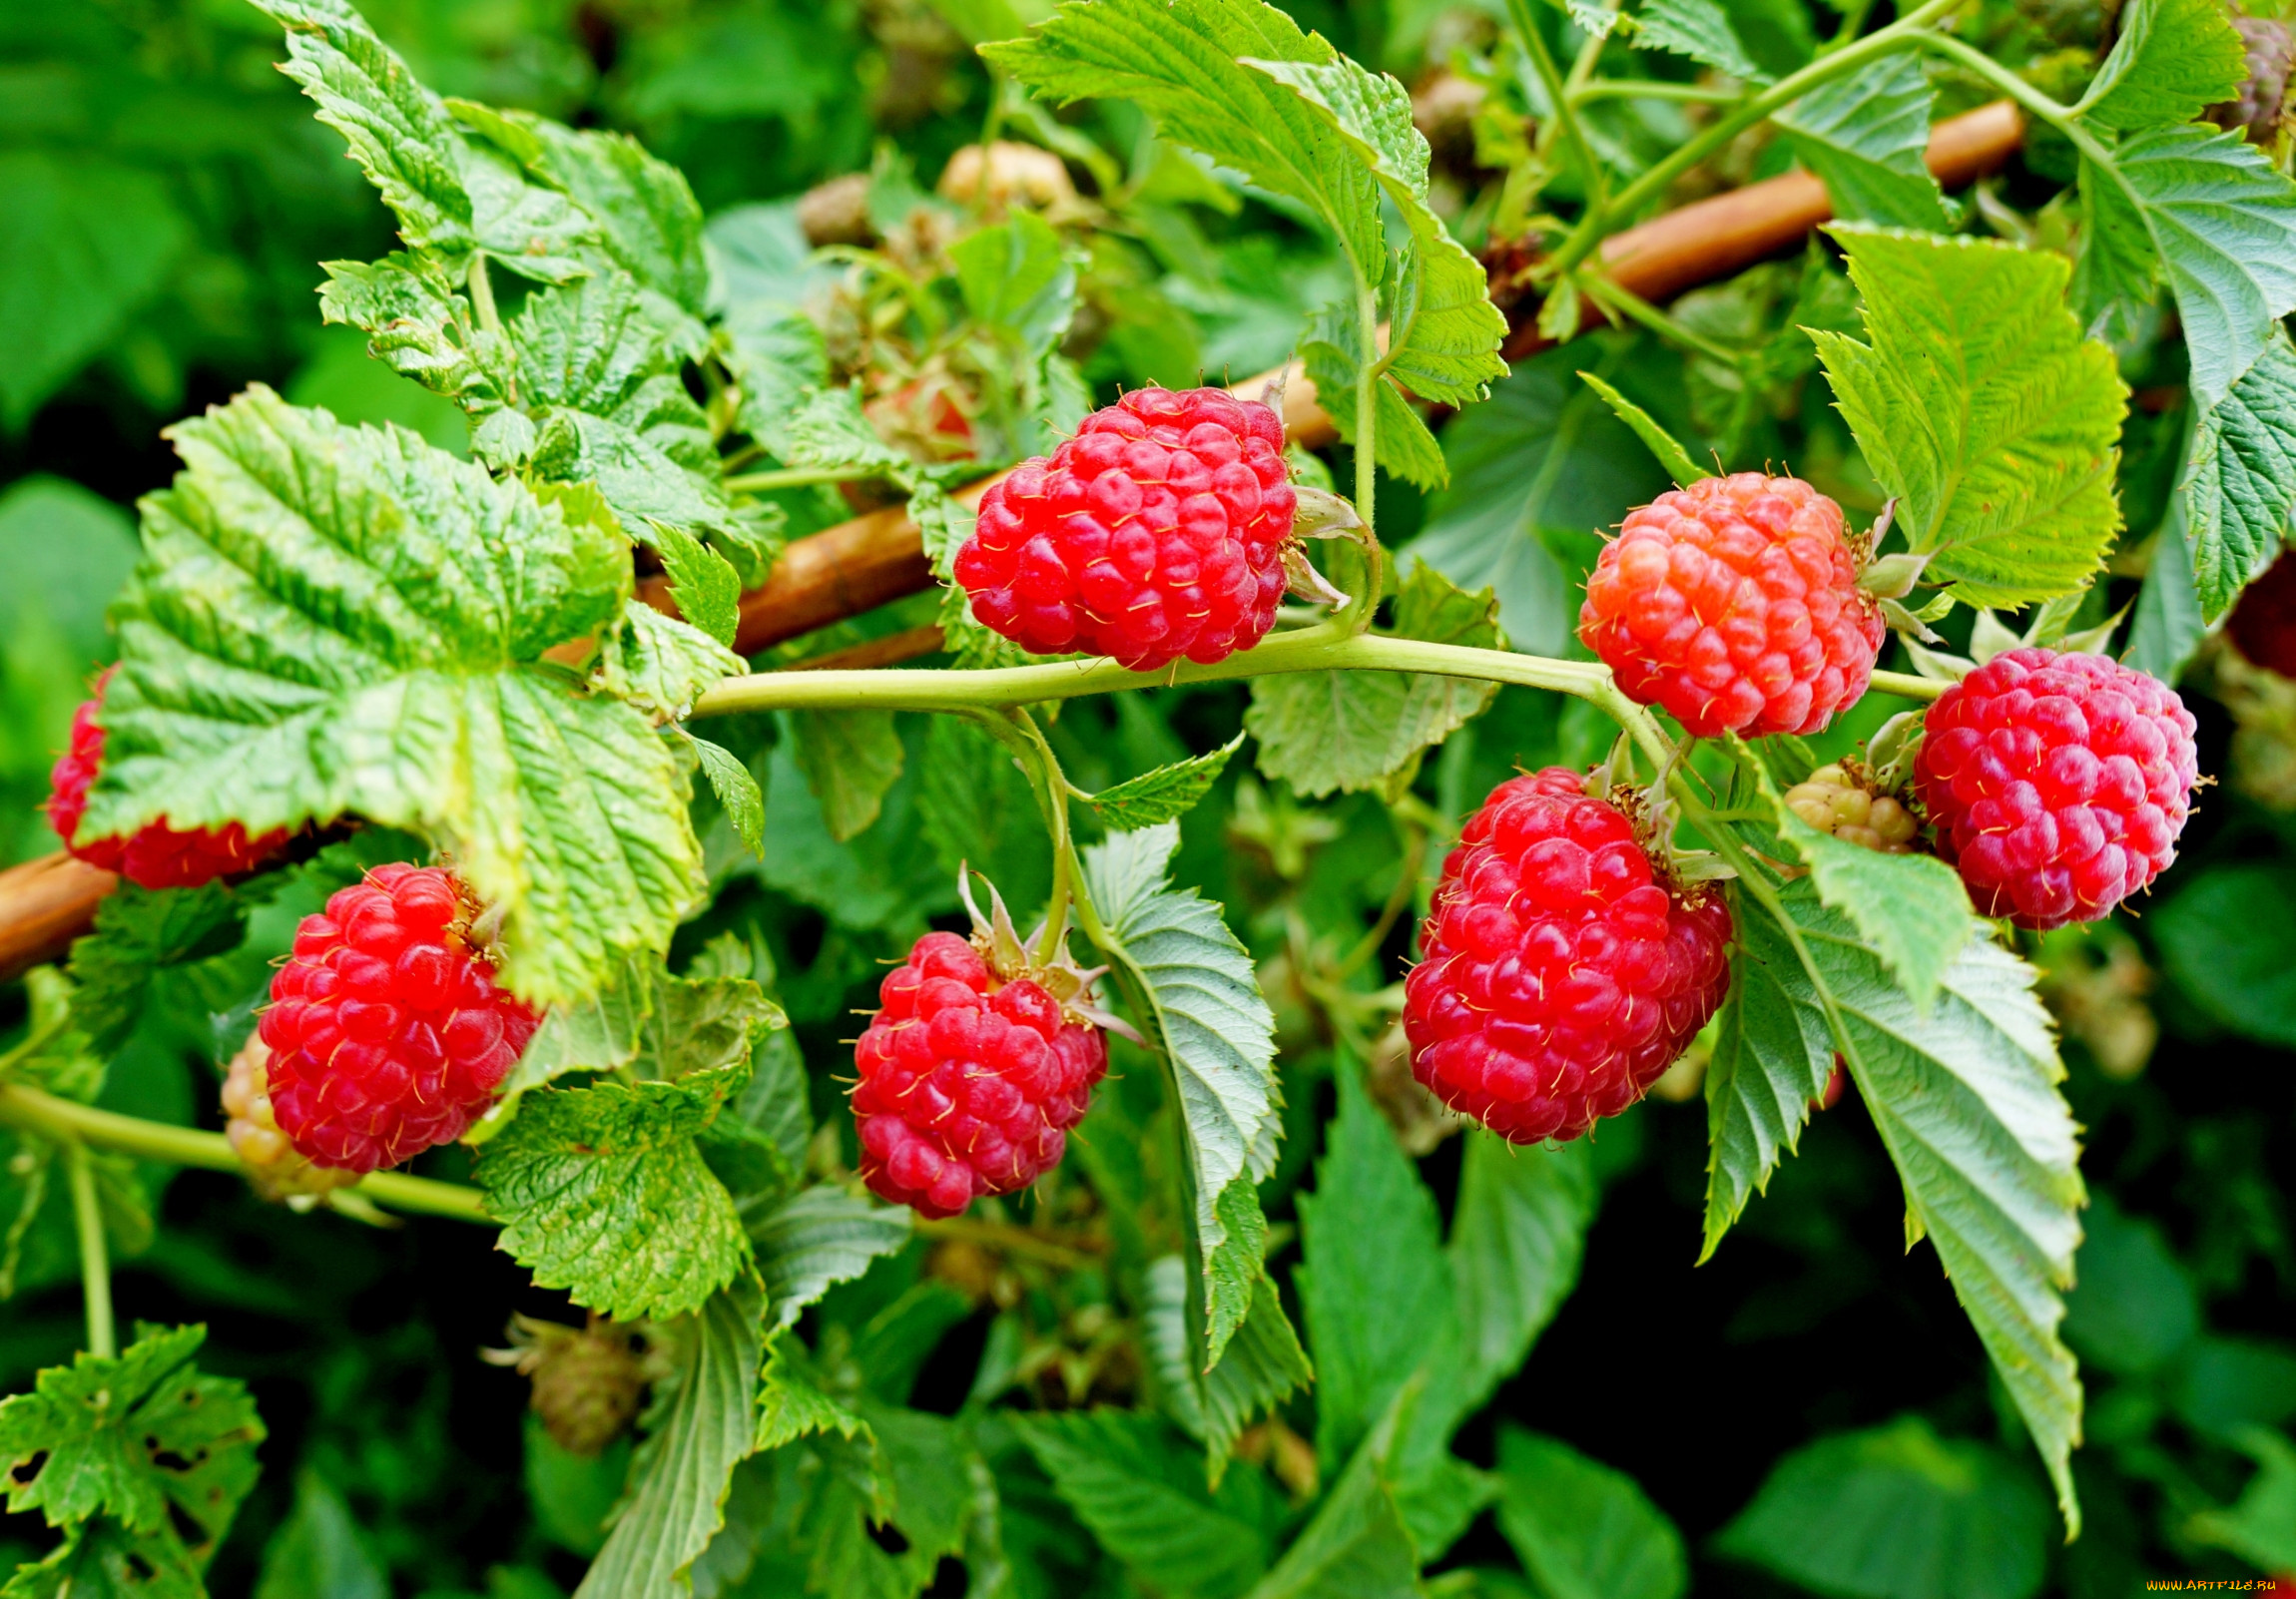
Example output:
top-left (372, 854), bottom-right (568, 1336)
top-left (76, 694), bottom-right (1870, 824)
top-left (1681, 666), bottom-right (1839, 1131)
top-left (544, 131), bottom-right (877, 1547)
top-left (601, 603), bottom-right (745, 719)
top-left (254, 1473), bottom-right (388, 1599)
top-left (66, 882), bottom-right (251, 1058)
top-left (577, 1281), bottom-right (766, 1599)
top-left (751, 1184), bottom-right (913, 1332)
top-left (1812, 226), bottom-right (2127, 607)
top-left (806, 1403), bottom-right (974, 1597)
top-left (1777, 55), bottom-right (1948, 231)
top-left (2062, 1194), bottom-right (2199, 1375)
top-left (914, 714), bottom-right (1053, 915)
top-left (788, 710), bottom-right (905, 843)
top-left (0, 1325), bottom-right (263, 1560)
top-left (643, 520), bottom-right (741, 648)
top-left (952, 211), bottom-right (1080, 362)
top-left (2077, 0), bottom-right (2249, 131)
top-left (1247, 1393), bottom-right (1424, 1599)
top-left (1730, 879), bottom-right (2085, 1531)
top-left (0, 152), bottom-right (189, 432)
top-left (2, 1518), bottom-right (204, 1599)
top-left (1492, 1428), bottom-right (1687, 1599)
top-left (1700, 938), bottom-right (1836, 1261)
top-left (1088, 735), bottom-right (1245, 831)
top-left (318, 254), bottom-right (511, 415)
top-left (1302, 309), bottom-right (1452, 490)
top-left (1297, 1063), bottom-right (1462, 1471)
top-left (2070, 157), bottom-right (2160, 342)
top-left (81, 388), bottom-right (702, 1008)
top-left (1447, 1134), bottom-right (1597, 1408)
top-left (2152, 864), bottom-right (2296, 1046)
top-left (1737, 750), bottom-right (1975, 1010)
top-left (757, 738), bottom-right (954, 933)
top-left (1239, 57), bottom-right (1506, 405)
top-left (530, 407), bottom-right (744, 561)
top-left (1145, 1258), bottom-right (1314, 1475)
top-left (2126, 483), bottom-right (2208, 682)
top-left (480, 1070), bottom-right (754, 1321)
top-left (1631, 0), bottom-right (1765, 82)
top-left (1017, 1411), bottom-right (1278, 1599)
top-left (695, 737), bottom-right (766, 860)
top-left (985, 0), bottom-right (1385, 285)
top-left (1083, 822), bottom-right (1280, 1366)
top-left (1715, 1416), bottom-right (2051, 1599)
top-left (2185, 327), bottom-right (2296, 618)
top-left (1575, 370), bottom-right (1710, 484)
top-left (755, 1332), bottom-right (867, 1451)
top-left (1411, 348), bottom-right (1669, 654)
top-left (1245, 560), bottom-right (1500, 798)
top-left (2188, 1427), bottom-right (2296, 1576)
top-left (2091, 123), bottom-right (2296, 407)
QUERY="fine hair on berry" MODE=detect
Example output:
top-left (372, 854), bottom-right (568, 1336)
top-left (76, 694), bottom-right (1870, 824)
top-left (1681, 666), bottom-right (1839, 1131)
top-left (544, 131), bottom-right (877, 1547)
top-left (1404, 768), bottom-right (1732, 1143)
top-left (48, 668), bottom-right (288, 888)
top-left (1579, 473), bottom-right (1884, 738)
top-left (852, 930), bottom-right (1107, 1218)
top-left (952, 385), bottom-right (1296, 671)
top-left (1915, 647), bottom-right (2200, 929)
top-left (258, 863), bottom-right (538, 1172)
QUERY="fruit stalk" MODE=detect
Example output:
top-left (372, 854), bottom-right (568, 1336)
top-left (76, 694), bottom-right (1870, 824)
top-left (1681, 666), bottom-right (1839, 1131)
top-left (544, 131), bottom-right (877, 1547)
top-left (67, 1141), bottom-right (115, 1358)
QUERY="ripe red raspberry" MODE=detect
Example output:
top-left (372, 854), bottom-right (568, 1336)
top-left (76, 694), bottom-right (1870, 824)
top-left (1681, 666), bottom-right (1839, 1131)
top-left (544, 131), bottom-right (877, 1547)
top-left (1916, 648), bottom-right (2200, 930)
top-left (257, 863), bottom-right (538, 1173)
top-left (2227, 549), bottom-right (2296, 677)
top-left (47, 669), bottom-right (287, 888)
top-left (1578, 473), bottom-right (1885, 738)
top-left (952, 385), bottom-right (1296, 671)
top-left (1404, 768), bottom-right (1733, 1143)
top-left (853, 930), bottom-right (1109, 1219)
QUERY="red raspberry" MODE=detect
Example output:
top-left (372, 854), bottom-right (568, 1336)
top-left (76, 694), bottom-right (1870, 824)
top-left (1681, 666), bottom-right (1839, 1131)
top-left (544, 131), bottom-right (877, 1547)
top-left (1578, 473), bottom-right (1885, 738)
top-left (952, 386), bottom-right (1296, 671)
top-left (2227, 549), bottom-right (2296, 677)
top-left (47, 669), bottom-right (287, 888)
top-left (257, 863), bottom-right (538, 1173)
top-left (852, 930), bottom-right (1108, 1219)
top-left (1404, 768), bottom-right (1733, 1143)
top-left (1915, 648), bottom-right (2199, 930)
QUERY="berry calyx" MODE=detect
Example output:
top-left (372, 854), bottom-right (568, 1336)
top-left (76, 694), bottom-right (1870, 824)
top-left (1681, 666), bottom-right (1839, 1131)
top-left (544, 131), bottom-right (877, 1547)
top-left (1915, 648), bottom-right (2200, 929)
top-left (1783, 764), bottom-right (1920, 853)
top-left (1403, 767), bottom-right (1734, 1144)
top-left (257, 863), bottom-right (539, 1173)
top-left (47, 669), bottom-right (288, 888)
top-left (852, 875), bottom-right (1121, 1218)
top-left (952, 385), bottom-right (1297, 671)
top-left (1578, 473), bottom-right (1886, 739)
top-left (220, 1036), bottom-right (358, 1203)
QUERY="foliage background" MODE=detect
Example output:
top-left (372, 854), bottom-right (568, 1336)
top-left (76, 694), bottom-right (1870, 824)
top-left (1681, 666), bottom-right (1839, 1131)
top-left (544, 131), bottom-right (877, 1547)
top-left (1, 0), bottom-right (2293, 1594)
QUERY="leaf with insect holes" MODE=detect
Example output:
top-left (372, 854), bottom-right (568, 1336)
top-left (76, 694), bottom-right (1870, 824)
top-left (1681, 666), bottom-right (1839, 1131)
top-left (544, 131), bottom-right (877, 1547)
top-left (2077, 0), bottom-right (2249, 132)
top-left (1089, 736), bottom-right (1246, 831)
top-left (1245, 560), bottom-right (1501, 798)
top-left (80, 388), bottom-right (703, 1010)
top-left (481, 1069), bottom-right (754, 1322)
top-left (1811, 227), bottom-right (2127, 608)
top-left (1718, 878), bottom-right (2084, 1533)
top-left (1084, 822), bottom-right (1279, 1368)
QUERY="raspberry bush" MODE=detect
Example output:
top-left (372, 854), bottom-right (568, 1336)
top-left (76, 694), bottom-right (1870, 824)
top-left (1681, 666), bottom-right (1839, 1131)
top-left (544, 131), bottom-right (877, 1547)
top-left (0, 0), bottom-right (2288, 1592)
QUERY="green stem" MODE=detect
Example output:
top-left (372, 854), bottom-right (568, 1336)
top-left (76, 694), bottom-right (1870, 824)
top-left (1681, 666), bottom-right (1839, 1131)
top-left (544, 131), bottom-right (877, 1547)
top-left (1579, 274), bottom-right (1754, 367)
top-left (67, 1143), bottom-right (114, 1359)
top-left (724, 465), bottom-right (874, 494)
top-left (1916, 33), bottom-right (2085, 145)
top-left (1570, 80), bottom-right (1749, 105)
top-left (1550, 0), bottom-right (1966, 273)
top-left (1340, 279), bottom-right (1385, 634)
top-left (1819, 0), bottom-right (1879, 53)
top-left (1009, 714), bottom-right (1081, 963)
top-left (1508, 0), bottom-right (1612, 266)
top-left (917, 1213), bottom-right (1103, 1268)
top-left (0, 1085), bottom-right (494, 1225)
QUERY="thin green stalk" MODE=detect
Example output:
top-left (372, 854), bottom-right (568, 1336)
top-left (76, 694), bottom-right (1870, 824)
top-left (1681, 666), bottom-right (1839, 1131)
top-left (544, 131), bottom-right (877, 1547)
top-left (0, 1085), bottom-right (493, 1225)
top-left (1580, 274), bottom-right (1754, 367)
top-left (1550, 0), bottom-right (1965, 273)
top-left (1508, 0), bottom-right (1613, 269)
top-left (1007, 713), bottom-right (1081, 963)
top-left (67, 1143), bottom-right (114, 1359)
top-left (725, 465), bottom-right (874, 494)
top-left (1819, 0), bottom-right (1879, 53)
top-left (466, 254), bottom-right (503, 337)
top-left (1917, 33), bottom-right (2086, 147)
top-left (1571, 80), bottom-right (1748, 105)
top-left (1339, 278), bottom-right (1385, 634)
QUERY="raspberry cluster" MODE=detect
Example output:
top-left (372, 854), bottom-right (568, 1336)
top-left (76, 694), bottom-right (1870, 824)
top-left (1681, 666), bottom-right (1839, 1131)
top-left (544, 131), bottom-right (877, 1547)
top-left (852, 930), bottom-right (1107, 1218)
top-left (1579, 474), bottom-right (1884, 739)
top-left (1783, 764), bottom-right (1920, 853)
top-left (48, 670), bottom-right (287, 888)
top-left (259, 863), bottom-right (538, 1173)
top-left (1916, 648), bottom-right (2199, 929)
top-left (220, 1037), bottom-right (358, 1203)
top-left (953, 386), bottom-right (1296, 670)
top-left (1404, 768), bottom-right (1733, 1144)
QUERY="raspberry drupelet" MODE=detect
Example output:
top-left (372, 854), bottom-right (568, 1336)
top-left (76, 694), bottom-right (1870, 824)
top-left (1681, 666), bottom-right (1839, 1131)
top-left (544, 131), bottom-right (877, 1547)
top-left (48, 668), bottom-right (287, 888)
top-left (852, 930), bottom-right (1108, 1219)
top-left (1404, 767), bottom-right (1733, 1144)
top-left (1579, 473), bottom-right (1886, 739)
top-left (258, 863), bottom-right (538, 1173)
top-left (1915, 648), bottom-right (2200, 929)
top-left (952, 385), bottom-right (1297, 671)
